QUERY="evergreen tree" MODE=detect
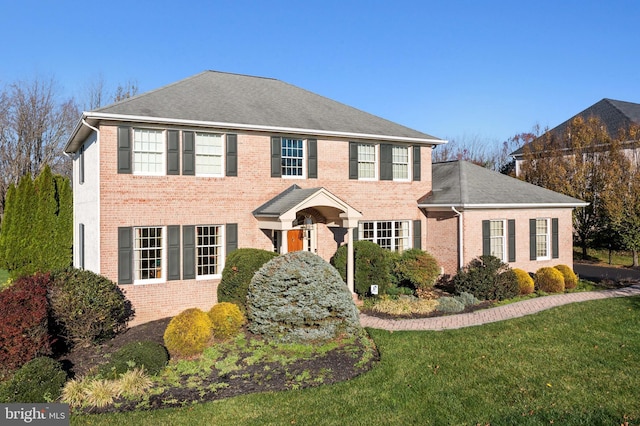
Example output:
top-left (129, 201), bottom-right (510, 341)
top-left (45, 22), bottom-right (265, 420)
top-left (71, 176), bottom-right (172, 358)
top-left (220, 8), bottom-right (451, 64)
top-left (0, 183), bottom-right (17, 269)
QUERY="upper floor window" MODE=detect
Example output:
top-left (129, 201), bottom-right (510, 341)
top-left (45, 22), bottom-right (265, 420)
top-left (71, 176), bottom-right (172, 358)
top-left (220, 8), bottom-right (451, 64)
top-left (489, 220), bottom-right (506, 261)
top-left (392, 146), bottom-right (410, 180)
top-left (359, 220), bottom-right (410, 252)
top-left (281, 138), bottom-right (304, 177)
top-left (535, 218), bottom-right (550, 260)
top-left (134, 226), bottom-right (164, 283)
top-left (133, 129), bottom-right (164, 174)
top-left (358, 144), bottom-right (377, 179)
top-left (196, 225), bottom-right (223, 277)
top-left (195, 132), bottom-right (224, 176)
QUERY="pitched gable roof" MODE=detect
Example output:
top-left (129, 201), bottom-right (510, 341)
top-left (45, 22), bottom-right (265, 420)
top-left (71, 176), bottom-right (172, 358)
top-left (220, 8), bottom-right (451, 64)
top-left (66, 71), bottom-right (444, 153)
top-left (418, 161), bottom-right (587, 208)
top-left (511, 98), bottom-right (640, 157)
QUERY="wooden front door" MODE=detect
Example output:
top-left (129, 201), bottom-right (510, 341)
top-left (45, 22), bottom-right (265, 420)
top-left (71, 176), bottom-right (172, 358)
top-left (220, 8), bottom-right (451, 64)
top-left (287, 229), bottom-right (304, 252)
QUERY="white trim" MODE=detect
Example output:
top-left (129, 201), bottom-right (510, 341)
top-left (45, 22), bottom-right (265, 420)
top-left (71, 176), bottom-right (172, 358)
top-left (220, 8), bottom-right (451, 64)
top-left (419, 202), bottom-right (588, 209)
top-left (65, 111), bottom-right (446, 153)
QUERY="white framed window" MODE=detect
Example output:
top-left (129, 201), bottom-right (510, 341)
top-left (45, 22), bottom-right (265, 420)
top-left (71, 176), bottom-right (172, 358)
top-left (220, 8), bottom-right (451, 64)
top-left (196, 225), bottom-right (223, 278)
top-left (134, 227), bottom-right (164, 283)
top-left (359, 220), bottom-right (411, 252)
top-left (392, 145), bottom-right (410, 181)
top-left (133, 129), bottom-right (164, 174)
top-left (195, 132), bottom-right (224, 176)
top-left (357, 144), bottom-right (377, 179)
top-left (281, 138), bottom-right (305, 177)
top-left (536, 218), bottom-right (550, 260)
top-left (490, 220), bottom-right (506, 261)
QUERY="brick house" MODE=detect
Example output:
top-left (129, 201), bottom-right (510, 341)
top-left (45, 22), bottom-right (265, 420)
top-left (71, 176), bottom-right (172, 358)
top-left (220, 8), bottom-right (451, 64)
top-left (64, 71), bottom-right (586, 325)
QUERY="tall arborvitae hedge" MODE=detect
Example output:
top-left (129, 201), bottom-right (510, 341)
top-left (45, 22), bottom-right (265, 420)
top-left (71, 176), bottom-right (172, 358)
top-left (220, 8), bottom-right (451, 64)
top-left (0, 166), bottom-right (72, 279)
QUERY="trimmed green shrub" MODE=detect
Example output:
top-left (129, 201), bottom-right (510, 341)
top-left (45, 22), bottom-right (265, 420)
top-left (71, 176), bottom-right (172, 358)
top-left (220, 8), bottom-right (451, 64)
top-left (49, 268), bottom-right (132, 345)
top-left (0, 357), bottom-right (67, 403)
top-left (394, 249), bottom-right (441, 290)
top-left (0, 273), bottom-right (53, 376)
top-left (247, 251), bottom-right (362, 343)
top-left (453, 255), bottom-right (519, 301)
top-left (163, 308), bottom-right (213, 359)
top-left (208, 302), bottom-right (246, 340)
top-left (436, 297), bottom-right (465, 313)
top-left (555, 264), bottom-right (578, 289)
top-left (535, 267), bottom-right (565, 293)
top-left (331, 240), bottom-right (394, 296)
top-left (513, 268), bottom-right (535, 295)
top-left (454, 292), bottom-right (479, 307)
top-left (218, 248), bottom-right (279, 312)
top-left (98, 341), bottom-right (169, 379)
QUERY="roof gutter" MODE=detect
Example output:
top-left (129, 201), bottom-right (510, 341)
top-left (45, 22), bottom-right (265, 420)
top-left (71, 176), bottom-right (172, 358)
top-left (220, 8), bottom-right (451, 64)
top-left (79, 112), bottom-right (447, 145)
top-left (418, 202), bottom-right (589, 209)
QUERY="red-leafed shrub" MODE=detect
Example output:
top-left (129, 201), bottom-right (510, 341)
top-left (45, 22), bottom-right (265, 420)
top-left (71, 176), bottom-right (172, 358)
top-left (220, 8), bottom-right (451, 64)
top-left (0, 273), bottom-right (54, 377)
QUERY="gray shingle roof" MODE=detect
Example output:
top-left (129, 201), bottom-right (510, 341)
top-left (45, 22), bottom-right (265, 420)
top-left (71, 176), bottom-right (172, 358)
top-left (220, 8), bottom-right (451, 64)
top-left (418, 161), bottom-right (587, 207)
top-left (253, 185), bottom-right (323, 217)
top-left (93, 70), bottom-right (440, 141)
top-left (511, 98), bottom-right (640, 157)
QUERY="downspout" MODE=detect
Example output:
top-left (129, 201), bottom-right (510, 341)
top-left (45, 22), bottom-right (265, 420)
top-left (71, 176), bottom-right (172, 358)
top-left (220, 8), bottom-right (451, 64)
top-left (451, 206), bottom-right (464, 270)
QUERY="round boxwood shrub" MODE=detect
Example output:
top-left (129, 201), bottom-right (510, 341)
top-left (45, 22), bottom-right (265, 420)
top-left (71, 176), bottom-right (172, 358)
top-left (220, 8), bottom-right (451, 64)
top-left (453, 255), bottom-right (519, 301)
top-left (247, 251), bottom-right (362, 343)
top-left (535, 267), bottom-right (565, 293)
top-left (331, 240), bottom-right (394, 296)
top-left (554, 264), bottom-right (578, 289)
top-left (208, 302), bottom-right (246, 340)
top-left (163, 308), bottom-right (213, 359)
top-left (98, 341), bottom-right (169, 379)
top-left (394, 249), bottom-right (441, 291)
top-left (513, 268), bottom-right (535, 295)
top-left (49, 268), bottom-right (132, 345)
top-left (0, 357), bottom-right (67, 403)
top-left (0, 273), bottom-right (53, 376)
top-left (218, 249), bottom-right (279, 312)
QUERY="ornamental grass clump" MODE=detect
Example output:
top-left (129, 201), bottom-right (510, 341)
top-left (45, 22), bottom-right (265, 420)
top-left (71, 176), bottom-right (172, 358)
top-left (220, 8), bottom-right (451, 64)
top-left (247, 251), bottom-right (362, 343)
top-left (163, 308), bottom-right (213, 359)
top-left (554, 264), bottom-right (578, 289)
top-left (208, 302), bottom-right (246, 340)
top-left (513, 268), bottom-right (535, 295)
top-left (535, 267), bottom-right (565, 293)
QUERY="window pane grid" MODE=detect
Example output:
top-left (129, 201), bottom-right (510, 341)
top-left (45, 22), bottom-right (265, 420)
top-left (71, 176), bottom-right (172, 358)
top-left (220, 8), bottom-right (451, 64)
top-left (133, 129), bottom-right (163, 173)
top-left (197, 225), bottom-right (222, 276)
top-left (195, 133), bottom-right (223, 176)
top-left (359, 220), bottom-right (411, 252)
top-left (281, 138), bottom-right (304, 176)
top-left (357, 144), bottom-right (376, 179)
top-left (536, 219), bottom-right (549, 258)
top-left (134, 227), bottom-right (162, 280)
top-left (392, 146), bottom-right (409, 180)
top-left (490, 220), bottom-right (505, 260)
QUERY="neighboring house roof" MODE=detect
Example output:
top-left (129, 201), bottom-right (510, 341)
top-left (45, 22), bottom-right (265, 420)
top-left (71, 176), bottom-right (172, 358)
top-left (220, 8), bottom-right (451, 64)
top-left (418, 161), bottom-right (587, 209)
top-left (511, 98), bottom-right (640, 157)
top-left (65, 71), bottom-right (445, 153)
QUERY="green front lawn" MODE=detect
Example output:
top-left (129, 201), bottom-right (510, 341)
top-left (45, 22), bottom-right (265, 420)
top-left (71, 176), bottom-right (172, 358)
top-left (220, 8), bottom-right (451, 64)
top-left (72, 296), bottom-right (640, 425)
top-left (574, 247), bottom-right (634, 267)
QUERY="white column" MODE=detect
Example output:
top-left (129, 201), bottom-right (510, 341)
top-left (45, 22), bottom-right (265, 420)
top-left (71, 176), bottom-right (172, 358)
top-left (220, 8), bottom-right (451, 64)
top-left (281, 230), bottom-right (288, 254)
top-left (347, 227), bottom-right (355, 293)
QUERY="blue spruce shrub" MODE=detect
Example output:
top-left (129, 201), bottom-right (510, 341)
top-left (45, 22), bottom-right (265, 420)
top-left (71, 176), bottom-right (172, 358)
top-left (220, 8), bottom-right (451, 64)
top-left (246, 251), bottom-right (362, 343)
top-left (436, 297), bottom-right (465, 314)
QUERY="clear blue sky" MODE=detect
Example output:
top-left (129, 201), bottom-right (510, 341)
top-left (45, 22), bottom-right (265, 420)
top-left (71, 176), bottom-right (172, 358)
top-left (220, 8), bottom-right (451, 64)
top-left (2, 0), bottom-right (639, 146)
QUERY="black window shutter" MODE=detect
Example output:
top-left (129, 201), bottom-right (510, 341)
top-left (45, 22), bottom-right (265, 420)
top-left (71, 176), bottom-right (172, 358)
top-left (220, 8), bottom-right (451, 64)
top-left (307, 139), bottom-right (317, 179)
top-left (412, 146), bottom-right (421, 181)
top-left (118, 227), bottom-right (133, 284)
top-left (349, 142), bottom-right (358, 180)
top-left (270, 137), bottom-right (281, 177)
top-left (552, 218), bottom-right (559, 259)
top-left (226, 134), bottom-right (238, 177)
top-left (413, 220), bottom-right (422, 249)
top-left (117, 127), bottom-right (132, 174)
top-left (182, 132), bottom-right (195, 176)
top-left (529, 219), bottom-right (537, 260)
top-left (182, 226), bottom-right (195, 279)
top-left (508, 219), bottom-right (516, 262)
top-left (380, 144), bottom-right (392, 180)
top-left (167, 225), bottom-right (180, 280)
top-left (482, 220), bottom-right (491, 256)
top-left (167, 130), bottom-right (180, 175)
top-left (78, 223), bottom-right (85, 269)
top-left (79, 145), bottom-right (85, 184)
top-left (226, 223), bottom-right (238, 256)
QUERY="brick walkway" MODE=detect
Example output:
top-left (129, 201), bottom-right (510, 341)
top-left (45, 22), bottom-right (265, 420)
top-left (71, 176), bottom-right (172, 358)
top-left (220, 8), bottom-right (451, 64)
top-left (359, 284), bottom-right (640, 331)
